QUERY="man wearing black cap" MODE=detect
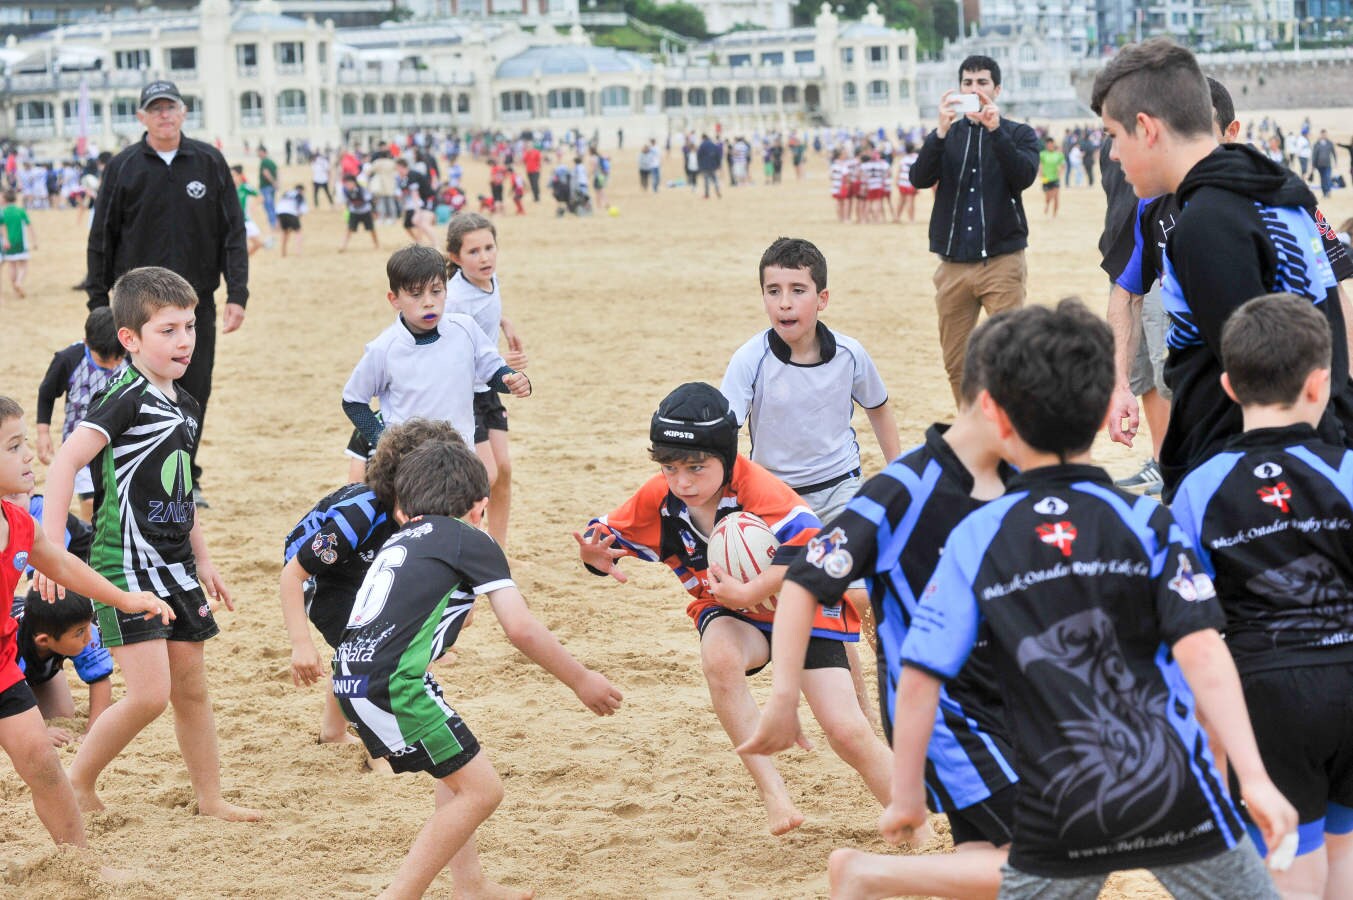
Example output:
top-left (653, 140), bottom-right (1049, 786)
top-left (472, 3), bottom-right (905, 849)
top-left (86, 80), bottom-right (248, 502)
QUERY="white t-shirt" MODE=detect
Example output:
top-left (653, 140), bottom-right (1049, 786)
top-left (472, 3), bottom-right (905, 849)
top-left (342, 312), bottom-right (503, 448)
top-left (311, 155), bottom-right (330, 184)
top-left (445, 270), bottom-right (502, 392)
top-left (721, 324), bottom-right (888, 490)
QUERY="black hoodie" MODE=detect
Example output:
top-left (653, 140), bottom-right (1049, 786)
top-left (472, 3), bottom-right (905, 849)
top-left (1158, 143), bottom-right (1352, 500)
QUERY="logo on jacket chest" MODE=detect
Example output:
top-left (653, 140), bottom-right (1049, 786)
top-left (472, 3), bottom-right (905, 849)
top-left (186, 180), bottom-right (206, 199)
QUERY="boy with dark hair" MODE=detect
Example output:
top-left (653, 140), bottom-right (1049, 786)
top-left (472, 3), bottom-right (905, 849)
top-left (336, 440), bottom-right (621, 898)
top-left (337, 173), bottom-right (379, 253)
top-left (40, 266), bottom-right (260, 821)
top-left (886, 299), bottom-right (1294, 896)
top-left (281, 418), bottom-right (462, 754)
top-left (342, 244), bottom-right (530, 453)
top-left (1172, 293), bottom-right (1353, 899)
top-left (0, 394), bottom-right (169, 865)
top-left (1092, 39), bottom-right (1353, 500)
top-left (576, 382), bottom-right (892, 835)
top-left (35, 307), bottom-right (127, 519)
top-left (14, 588), bottom-right (113, 745)
top-left (743, 316), bottom-right (1019, 899)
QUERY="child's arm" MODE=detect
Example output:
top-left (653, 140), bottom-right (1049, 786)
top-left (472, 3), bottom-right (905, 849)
top-left (573, 529), bottom-right (629, 582)
top-left (37, 428), bottom-right (105, 599)
top-left (707, 562), bottom-right (783, 614)
top-left (865, 399), bottom-right (901, 463)
top-left (486, 586), bottom-right (622, 716)
top-left (736, 582), bottom-right (817, 755)
top-left (499, 317), bottom-right (527, 370)
top-left (190, 519), bottom-right (232, 611)
top-left (1172, 629), bottom-right (1297, 857)
top-left (28, 525), bottom-right (172, 623)
top-left (341, 348), bottom-right (387, 447)
top-left (35, 350), bottom-right (75, 465)
top-left (879, 666), bottom-right (940, 847)
top-left (279, 556), bottom-right (323, 686)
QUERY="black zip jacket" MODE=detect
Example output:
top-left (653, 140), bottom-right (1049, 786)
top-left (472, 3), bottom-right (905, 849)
top-left (86, 133), bottom-right (248, 310)
top-left (910, 116), bottom-right (1040, 261)
top-left (1159, 143), bottom-right (1353, 499)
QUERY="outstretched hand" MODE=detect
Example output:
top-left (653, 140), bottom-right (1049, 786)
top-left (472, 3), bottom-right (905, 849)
top-left (736, 691), bottom-right (812, 756)
top-left (573, 530), bottom-right (628, 582)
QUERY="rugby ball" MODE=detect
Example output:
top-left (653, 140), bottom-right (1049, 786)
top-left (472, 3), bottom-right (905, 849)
top-left (708, 511), bottom-right (780, 601)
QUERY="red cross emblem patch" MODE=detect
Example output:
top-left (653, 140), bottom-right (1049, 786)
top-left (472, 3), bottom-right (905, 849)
top-left (1257, 482), bottom-right (1291, 513)
top-left (1036, 521), bottom-right (1078, 557)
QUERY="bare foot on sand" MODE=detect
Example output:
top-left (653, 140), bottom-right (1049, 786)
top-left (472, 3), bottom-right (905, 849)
top-left (365, 754), bottom-right (394, 775)
top-left (828, 848), bottom-right (888, 900)
top-left (766, 796), bottom-right (806, 836)
top-left (452, 879), bottom-right (534, 900)
top-left (197, 800), bottom-right (264, 822)
top-left (73, 783), bottom-right (106, 813)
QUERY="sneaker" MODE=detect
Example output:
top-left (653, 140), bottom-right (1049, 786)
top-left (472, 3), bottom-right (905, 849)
top-left (1115, 458), bottom-right (1162, 491)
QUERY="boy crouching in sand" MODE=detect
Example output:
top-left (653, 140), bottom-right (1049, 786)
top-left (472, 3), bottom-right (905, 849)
top-left (336, 440), bottom-right (622, 898)
top-left (39, 267), bottom-right (260, 821)
top-left (0, 396), bottom-right (170, 862)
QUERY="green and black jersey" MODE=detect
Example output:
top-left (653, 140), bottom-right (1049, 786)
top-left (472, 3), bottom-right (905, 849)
top-left (80, 365), bottom-right (201, 594)
top-left (333, 515), bottom-right (512, 757)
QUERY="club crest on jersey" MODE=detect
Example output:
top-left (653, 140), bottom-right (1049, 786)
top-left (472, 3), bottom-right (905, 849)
top-left (186, 180), bottom-right (206, 199)
top-left (1257, 481), bottom-right (1292, 513)
top-left (1036, 521), bottom-right (1077, 557)
top-left (680, 529), bottom-right (697, 556)
top-left (198, 600), bottom-right (211, 617)
top-left (1168, 553), bottom-right (1215, 602)
top-left (1253, 462), bottom-right (1283, 479)
top-left (806, 527), bottom-right (853, 578)
top-left (1033, 496), bottom-right (1069, 516)
top-left (12, 551), bottom-right (27, 571)
top-left (311, 533), bottom-right (339, 565)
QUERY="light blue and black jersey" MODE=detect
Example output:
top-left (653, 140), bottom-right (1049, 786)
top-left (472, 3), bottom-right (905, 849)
top-left (785, 424), bottom-right (1017, 813)
top-left (902, 464), bottom-right (1245, 878)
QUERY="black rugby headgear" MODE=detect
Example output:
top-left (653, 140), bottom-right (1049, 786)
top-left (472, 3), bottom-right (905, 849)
top-left (649, 382), bottom-right (739, 483)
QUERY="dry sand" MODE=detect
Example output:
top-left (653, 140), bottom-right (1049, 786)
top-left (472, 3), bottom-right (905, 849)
top-left (1, 137), bottom-right (1350, 899)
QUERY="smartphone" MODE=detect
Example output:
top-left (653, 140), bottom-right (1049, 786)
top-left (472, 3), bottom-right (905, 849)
top-left (951, 93), bottom-right (981, 114)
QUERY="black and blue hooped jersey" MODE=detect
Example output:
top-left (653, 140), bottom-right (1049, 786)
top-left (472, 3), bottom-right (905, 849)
top-left (284, 483), bottom-right (394, 603)
top-left (1173, 424), bottom-right (1353, 676)
top-left (903, 464), bottom-right (1245, 878)
top-left (785, 425), bottom-right (1016, 813)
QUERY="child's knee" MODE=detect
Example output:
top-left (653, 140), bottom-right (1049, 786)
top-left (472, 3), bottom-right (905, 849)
top-left (700, 642), bottom-right (747, 684)
top-left (823, 712), bottom-right (878, 758)
top-left (126, 683), bottom-right (172, 719)
top-left (14, 740), bottom-right (65, 791)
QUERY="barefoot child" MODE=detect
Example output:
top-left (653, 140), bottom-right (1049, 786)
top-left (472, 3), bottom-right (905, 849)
top-left (0, 395), bottom-right (171, 858)
top-left (1, 188), bottom-right (35, 300)
top-left (576, 382), bottom-right (892, 835)
top-left (743, 317), bottom-right (1019, 900)
top-left (444, 214), bottom-right (527, 547)
top-left (1173, 294), bottom-right (1353, 900)
top-left (336, 439), bottom-right (622, 898)
top-left (40, 266), bottom-right (261, 821)
top-left (281, 418), bottom-right (462, 757)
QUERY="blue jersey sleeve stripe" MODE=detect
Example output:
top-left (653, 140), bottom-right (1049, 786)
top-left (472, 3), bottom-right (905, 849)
top-left (330, 511), bottom-right (361, 549)
top-left (848, 494), bottom-right (889, 529)
top-left (1071, 482), bottom-right (1161, 571)
top-left (876, 459), bottom-right (941, 573)
top-left (1172, 452), bottom-right (1243, 577)
top-left (1288, 445), bottom-right (1353, 509)
top-left (1115, 198), bottom-right (1151, 295)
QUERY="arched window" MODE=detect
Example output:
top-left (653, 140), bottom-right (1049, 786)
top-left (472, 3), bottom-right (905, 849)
top-left (500, 91), bottom-right (533, 114)
top-left (758, 86), bottom-right (776, 105)
top-left (420, 93), bottom-right (436, 114)
top-left (401, 94), bottom-right (415, 114)
top-left (782, 85), bottom-right (799, 104)
top-left (687, 87), bottom-right (706, 107)
top-left (240, 90), bottom-right (264, 126)
top-left (342, 94), bottom-right (358, 115)
top-left (457, 94), bottom-right (470, 114)
top-left (734, 86), bottom-right (753, 105)
top-left (867, 80), bottom-right (889, 104)
top-left (842, 82), bottom-right (858, 106)
top-left (642, 85), bottom-right (655, 108)
top-left (663, 88), bottom-right (682, 108)
top-left (363, 94), bottom-right (378, 114)
top-left (599, 85), bottom-right (630, 109)
top-left (546, 88), bottom-right (585, 111)
top-left (382, 93), bottom-right (397, 114)
top-left (276, 89), bottom-right (306, 124)
top-left (111, 97), bottom-right (138, 125)
top-left (712, 87), bottom-right (731, 106)
top-left (438, 94), bottom-right (453, 113)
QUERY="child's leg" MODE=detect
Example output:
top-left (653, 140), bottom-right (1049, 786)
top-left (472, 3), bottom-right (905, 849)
top-left (0, 704), bottom-right (87, 846)
top-left (165, 640), bottom-right (262, 821)
top-left (32, 671), bottom-right (77, 719)
top-left (828, 843), bottom-right (1006, 900)
top-left (801, 663), bottom-right (892, 804)
top-left (12, 259), bottom-right (27, 296)
top-left (483, 428), bottom-right (512, 547)
top-left (1325, 829), bottom-right (1352, 900)
top-left (319, 684), bottom-right (358, 744)
top-left (381, 753), bottom-right (504, 900)
top-left (1272, 847), bottom-right (1327, 900)
top-left (700, 616), bottom-right (803, 835)
top-left (68, 639), bottom-right (171, 811)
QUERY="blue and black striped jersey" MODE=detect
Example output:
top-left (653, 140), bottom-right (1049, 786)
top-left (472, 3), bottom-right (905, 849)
top-left (785, 424), bottom-right (1017, 813)
top-left (1173, 424), bottom-right (1353, 675)
top-left (903, 464), bottom-right (1245, 877)
top-left (284, 482), bottom-right (393, 610)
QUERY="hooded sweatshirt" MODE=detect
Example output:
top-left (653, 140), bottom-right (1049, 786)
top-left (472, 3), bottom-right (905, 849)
top-left (1158, 143), bottom-right (1351, 499)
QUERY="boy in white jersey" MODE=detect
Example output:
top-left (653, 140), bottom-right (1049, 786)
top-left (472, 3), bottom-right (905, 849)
top-left (829, 150), bottom-right (852, 222)
top-left (40, 267), bottom-right (260, 821)
top-left (721, 237), bottom-right (901, 716)
top-left (894, 142), bottom-right (919, 223)
top-left (342, 245), bottom-right (531, 455)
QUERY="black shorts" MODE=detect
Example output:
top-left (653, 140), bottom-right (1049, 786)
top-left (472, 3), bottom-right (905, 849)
top-left (1239, 662), bottom-right (1353, 834)
top-left (0, 679), bottom-right (38, 720)
top-left (304, 579), bottom-right (358, 650)
top-left (697, 607), bottom-right (849, 676)
top-left (1041, 180), bottom-right (1060, 192)
top-left (491, 184), bottom-right (504, 203)
top-left (402, 209), bottom-right (425, 229)
top-left (94, 585), bottom-right (219, 647)
top-left (381, 683), bottom-right (480, 778)
top-left (278, 213), bottom-right (301, 232)
top-left (472, 390), bottom-right (508, 444)
top-left (345, 427), bottom-right (373, 462)
top-left (946, 784), bottom-right (1015, 846)
top-left (348, 211), bottom-right (374, 232)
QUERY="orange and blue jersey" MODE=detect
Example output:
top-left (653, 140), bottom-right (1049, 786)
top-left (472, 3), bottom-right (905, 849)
top-left (587, 456), bottom-right (859, 640)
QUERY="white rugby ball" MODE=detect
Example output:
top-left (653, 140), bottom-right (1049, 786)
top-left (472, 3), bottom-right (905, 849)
top-left (708, 511), bottom-right (781, 600)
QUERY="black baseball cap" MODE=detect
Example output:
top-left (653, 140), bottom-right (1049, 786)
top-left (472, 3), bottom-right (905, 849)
top-left (139, 80), bottom-right (183, 110)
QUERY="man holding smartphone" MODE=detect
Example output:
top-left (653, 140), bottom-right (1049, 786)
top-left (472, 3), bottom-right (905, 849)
top-left (911, 55), bottom-right (1041, 403)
